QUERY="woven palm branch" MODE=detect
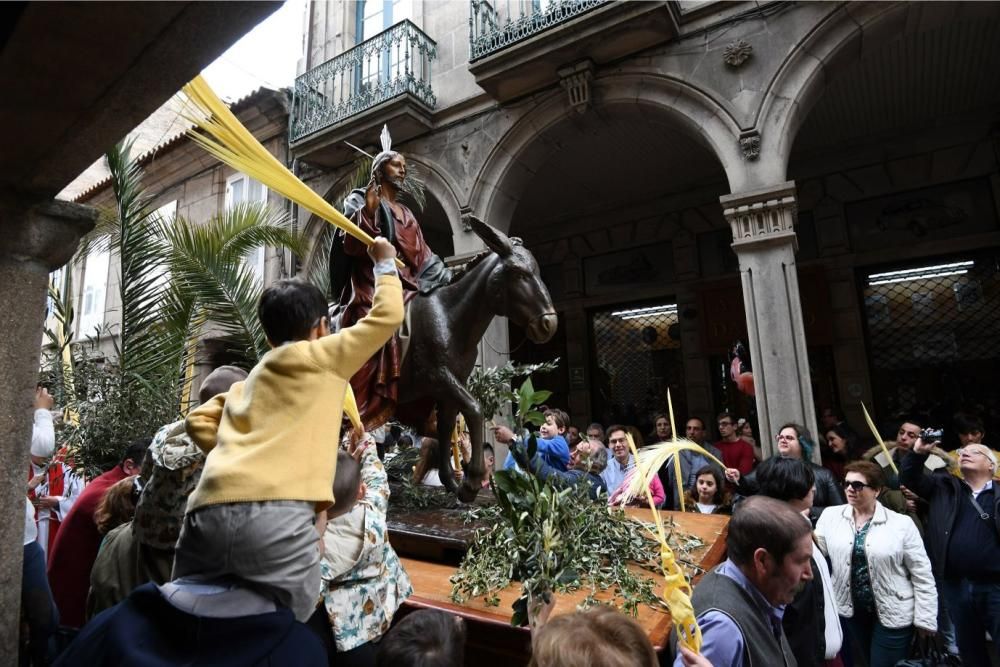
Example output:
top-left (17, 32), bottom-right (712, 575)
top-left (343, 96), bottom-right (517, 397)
top-left (622, 432), bottom-right (704, 654)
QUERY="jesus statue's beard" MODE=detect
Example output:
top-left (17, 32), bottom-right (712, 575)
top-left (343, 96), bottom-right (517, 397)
top-left (386, 175), bottom-right (406, 190)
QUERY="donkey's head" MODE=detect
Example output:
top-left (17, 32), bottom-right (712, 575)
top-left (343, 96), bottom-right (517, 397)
top-left (467, 216), bottom-right (557, 344)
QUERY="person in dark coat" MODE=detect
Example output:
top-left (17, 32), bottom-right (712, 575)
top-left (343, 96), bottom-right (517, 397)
top-left (54, 582), bottom-right (326, 667)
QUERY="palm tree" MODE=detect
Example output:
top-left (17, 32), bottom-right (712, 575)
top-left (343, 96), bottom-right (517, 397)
top-left (59, 138), bottom-right (305, 473)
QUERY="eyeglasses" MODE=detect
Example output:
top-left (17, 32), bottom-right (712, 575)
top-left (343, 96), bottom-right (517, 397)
top-left (776, 434), bottom-right (798, 442)
top-left (958, 448), bottom-right (991, 458)
top-left (718, 422), bottom-right (733, 428)
top-left (843, 480), bottom-right (873, 491)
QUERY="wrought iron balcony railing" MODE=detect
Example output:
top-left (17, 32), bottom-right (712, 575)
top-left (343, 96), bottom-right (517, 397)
top-left (469, 0), bottom-right (609, 62)
top-left (290, 20), bottom-right (436, 142)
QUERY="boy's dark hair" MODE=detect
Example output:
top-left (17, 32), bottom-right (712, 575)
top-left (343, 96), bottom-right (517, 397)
top-left (727, 496), bottom-right (811, 567)
top-left (954, 413), bottom-right (985, 435)
top-left (397, 434), bottom-right (414, 449)
top-left (755, 456), bottom-right (816, 503)
top-left (258, 278), bottom-right (328, 346)
top-left (483, 443), bottom-right (495, 455)
top-left (122, 437), bottom-right (152, 468)
top-left (331, 451), bottom-right (362, 514)
top-left (543, 408), bottom-right (568, 430)
top-left (198, 365), bottom-right (248, 405)
top-left (376, 609), bottom-right (465, 667)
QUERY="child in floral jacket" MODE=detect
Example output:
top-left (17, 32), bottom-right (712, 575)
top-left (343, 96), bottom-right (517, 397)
top-left (316, 435), bottom-right (412, 659)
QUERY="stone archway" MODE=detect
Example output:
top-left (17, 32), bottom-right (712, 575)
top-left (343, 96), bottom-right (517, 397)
top-left (756, 1), bottom-right (999, 182)
top-left (469, 71), bottom-right (745, 233)
top-left (469, 87), bottom-right (734, 431)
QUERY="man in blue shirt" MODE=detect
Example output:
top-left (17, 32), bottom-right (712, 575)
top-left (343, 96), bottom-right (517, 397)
top-left (675, 496), bottom-right (813, 667)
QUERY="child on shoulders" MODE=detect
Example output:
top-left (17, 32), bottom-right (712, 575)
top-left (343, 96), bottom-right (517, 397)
top-left (496, 409), bottom-right (571, 473)
top-left (176, 238), bottom-right (403, 621)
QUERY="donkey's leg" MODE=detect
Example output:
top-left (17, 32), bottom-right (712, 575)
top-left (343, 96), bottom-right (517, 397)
top-left (440, 379), bottom-right (485, 503)
top-left (435, 401), bottom-right (460, 494)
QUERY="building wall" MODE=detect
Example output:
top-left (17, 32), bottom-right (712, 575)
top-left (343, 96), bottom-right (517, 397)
top-left (292, 1), bottom-right (1000, 433)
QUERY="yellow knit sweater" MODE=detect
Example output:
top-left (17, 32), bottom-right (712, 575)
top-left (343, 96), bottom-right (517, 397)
top-left (185, 274), bottom-right (403, 512)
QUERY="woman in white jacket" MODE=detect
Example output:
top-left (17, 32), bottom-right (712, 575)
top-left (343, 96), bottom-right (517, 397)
top-left (815, 460), bottom-right (937, 667)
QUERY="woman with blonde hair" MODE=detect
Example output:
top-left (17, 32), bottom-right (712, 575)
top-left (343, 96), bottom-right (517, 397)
top-left (529, 605), bottom-right (656, 667)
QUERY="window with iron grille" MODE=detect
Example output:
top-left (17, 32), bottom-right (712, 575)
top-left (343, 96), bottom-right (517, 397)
top-left (861, 252), bottom-right (1000, 419)
top-left (589, 300), bottom-right (686, 437)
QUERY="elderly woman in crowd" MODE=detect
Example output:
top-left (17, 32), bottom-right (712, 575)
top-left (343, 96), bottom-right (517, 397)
top-left (815, 461), bottom-right (937, 667)
top-left (727, 422), bottom-right (844, 521)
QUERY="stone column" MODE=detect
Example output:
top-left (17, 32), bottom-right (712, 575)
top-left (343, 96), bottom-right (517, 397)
top-left (719, 182), bottom-right (820, 460)
top-left (0, 198), bottom-right (95, 658)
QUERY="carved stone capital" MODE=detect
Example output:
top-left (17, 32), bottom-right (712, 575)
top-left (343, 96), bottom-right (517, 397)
top-left (557, 59), bottom-right (595, 115)
top-left (720, 182), bottom-right (798, 251)
top-left (0, 196), bottom-right (96, 271)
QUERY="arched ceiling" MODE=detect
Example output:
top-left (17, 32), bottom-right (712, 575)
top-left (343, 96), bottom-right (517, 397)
top-left (790, 16), bottom-right (1000, 165)
top-left (510, 103), bottom-right (728, 232)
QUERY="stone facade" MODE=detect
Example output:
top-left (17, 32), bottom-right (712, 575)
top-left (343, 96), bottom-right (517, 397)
top-left (289, 1), bottom-right (1000, 440)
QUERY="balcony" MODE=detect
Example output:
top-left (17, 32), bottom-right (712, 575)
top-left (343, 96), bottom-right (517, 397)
top-left (468, 0), bottom-right (679, 102)
top-left (290, 20), bottom-right (436, 167)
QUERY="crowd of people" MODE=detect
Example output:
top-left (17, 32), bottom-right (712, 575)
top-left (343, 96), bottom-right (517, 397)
top-left (18, 240), bottom-right (1000, 666)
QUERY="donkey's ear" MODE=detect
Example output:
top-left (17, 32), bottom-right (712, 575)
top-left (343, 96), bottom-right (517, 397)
top-left (466, 214), bottom-right (513, 258)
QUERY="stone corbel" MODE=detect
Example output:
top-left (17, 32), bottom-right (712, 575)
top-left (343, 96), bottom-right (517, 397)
top-left (739, 130), bottom-right (760, 161)
top-left (460, 205), bottom-right (474, 232)
top-left (558, 60), bottom-right (595, 115)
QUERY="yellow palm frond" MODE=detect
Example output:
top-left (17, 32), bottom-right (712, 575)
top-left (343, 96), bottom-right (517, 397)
top-left (617, 439), bottom-right (726, 507)
top-left (182, 76), bottom-right (402, 268)
top-left (623, 432), bottom-right (703, 654)
top-left (861, 402), bottom-right (897, 474)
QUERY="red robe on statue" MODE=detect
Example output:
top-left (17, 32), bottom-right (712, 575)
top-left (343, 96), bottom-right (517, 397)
top-left (341, 201), bottom-right (433, 429)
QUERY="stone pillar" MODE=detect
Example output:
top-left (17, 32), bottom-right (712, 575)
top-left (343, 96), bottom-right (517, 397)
top-left (0, 198), bottom-right (95, 658)
top-left (720, 182), bottom-right (820, 460)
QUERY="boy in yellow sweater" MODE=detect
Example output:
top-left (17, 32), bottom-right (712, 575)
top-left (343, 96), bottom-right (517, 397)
top-left (173, 238), bottom-right (403, 621)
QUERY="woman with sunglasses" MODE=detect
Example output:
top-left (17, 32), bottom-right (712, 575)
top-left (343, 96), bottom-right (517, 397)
top-left (814, 461), bottom-right (937, 667)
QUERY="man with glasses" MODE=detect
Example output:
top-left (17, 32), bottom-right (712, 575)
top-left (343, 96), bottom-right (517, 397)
top-left (713, 413), bottom-right (754, 477)
top-left (601, 426), bottom-right (634, 497)
top-left (901, 438), bottom-right (1000, 665)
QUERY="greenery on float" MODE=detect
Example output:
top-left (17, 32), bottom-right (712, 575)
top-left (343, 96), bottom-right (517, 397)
top-left (449, 467), bottom-right (709, 626)
top-left (466, 358), bottom-right (560, 425)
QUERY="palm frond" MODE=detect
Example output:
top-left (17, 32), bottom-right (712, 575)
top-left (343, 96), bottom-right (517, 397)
top-left (105, 139), bottom-right (171, 382)
top-left (299, 157), bottom-right (371, 294)
top-left (616, 439), bottom-right (727, 506)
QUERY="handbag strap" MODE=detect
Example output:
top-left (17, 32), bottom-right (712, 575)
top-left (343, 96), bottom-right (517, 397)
top-left (968, 489), bottom-right (1000, 544)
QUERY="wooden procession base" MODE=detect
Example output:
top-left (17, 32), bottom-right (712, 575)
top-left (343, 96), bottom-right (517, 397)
top-left (390, 509), bottom-right (729, 666)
